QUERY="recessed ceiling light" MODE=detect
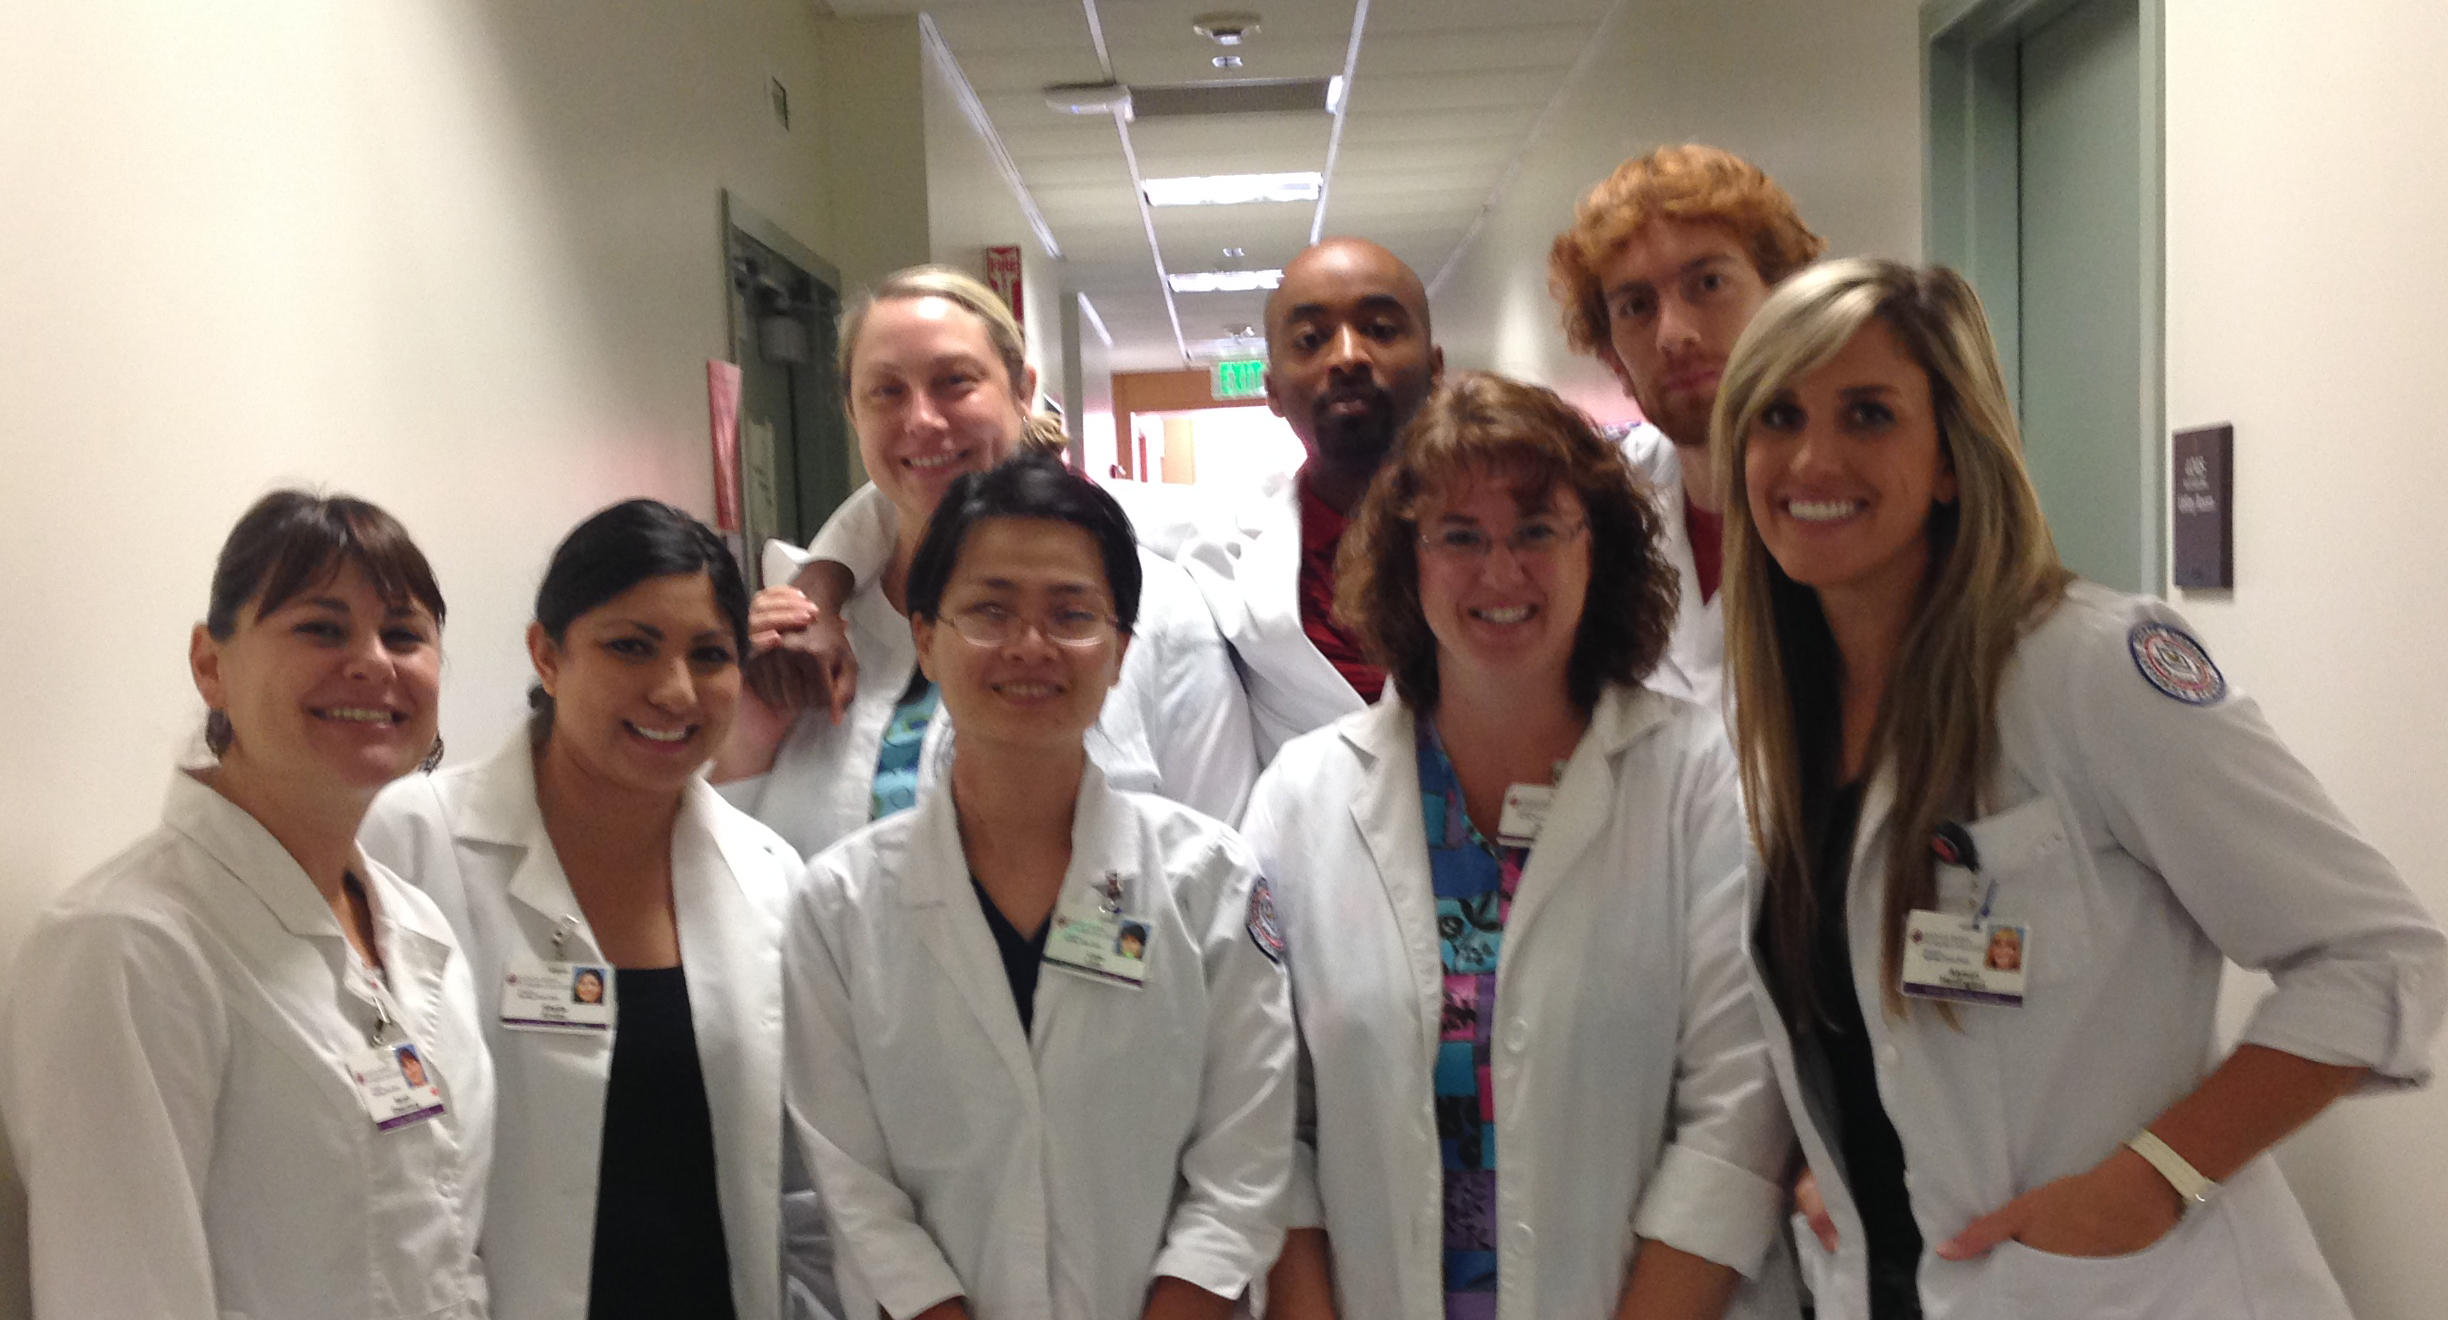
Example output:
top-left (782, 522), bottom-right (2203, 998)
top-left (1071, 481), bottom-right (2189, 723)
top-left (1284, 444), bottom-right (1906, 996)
top-left (1213, 54), bottom-right (1244, 69)
top-left (1327, 75), bottom-right (1348, 114)
top-left (1193, 12), bottom-right (1262, 46)
top-left (1222, 247), bottom-right (1246, 259)
top-left (1143, 172), bottom-right (1322, 207)
top-left (1169, 269), bottom-right (1284, 294)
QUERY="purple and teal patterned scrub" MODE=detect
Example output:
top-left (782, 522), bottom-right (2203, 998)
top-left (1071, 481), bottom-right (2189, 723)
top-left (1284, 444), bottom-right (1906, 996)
top-left (1416, 718), bottom-right (1530, 1320)
top-left (868, 679), bottom-right (940, 822)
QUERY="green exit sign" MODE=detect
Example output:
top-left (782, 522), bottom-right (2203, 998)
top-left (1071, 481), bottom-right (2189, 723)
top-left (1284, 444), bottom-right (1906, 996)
top-left (1212, 359), bottom-right (1266, 400)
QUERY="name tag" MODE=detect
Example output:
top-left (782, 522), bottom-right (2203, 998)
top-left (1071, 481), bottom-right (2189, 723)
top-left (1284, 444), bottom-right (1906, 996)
top-left (501, 956), bottom-right (615, 1032)
top-left (1496, 784), bottom-right (1553, 848)
top-left (1042, 873), bottom-right (1149, 988)
top-left (1900, 910), bottom-right (2027, 1007)
top-left (347, 1041), bottom-right (448, 1130)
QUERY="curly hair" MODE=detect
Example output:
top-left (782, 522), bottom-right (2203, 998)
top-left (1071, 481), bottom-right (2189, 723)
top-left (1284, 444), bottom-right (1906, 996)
top-left (1548, 144), bottom-right (1827, 360)
top-left (1334, 372), bottom-right (1678, 712)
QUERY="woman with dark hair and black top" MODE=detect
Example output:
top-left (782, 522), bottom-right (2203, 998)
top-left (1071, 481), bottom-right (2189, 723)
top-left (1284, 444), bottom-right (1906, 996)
top-left (0, 489), bottom-right (494, 1319)
top-left (784, 451), bottom-right (1294, 1320)
top-left (364, 499), bottom-right (808, 1320)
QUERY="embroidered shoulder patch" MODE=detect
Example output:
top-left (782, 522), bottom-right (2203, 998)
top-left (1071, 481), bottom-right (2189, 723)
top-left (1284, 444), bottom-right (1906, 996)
top-left (2128, 622), bottom-right (2227, 705)
top-left (1246, 876), bottom-right (1286, 965)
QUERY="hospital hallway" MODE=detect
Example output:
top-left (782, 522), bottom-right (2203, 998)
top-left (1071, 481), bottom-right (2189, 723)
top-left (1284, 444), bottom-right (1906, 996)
top-left (2, 1), bottom-right (2444, 1316)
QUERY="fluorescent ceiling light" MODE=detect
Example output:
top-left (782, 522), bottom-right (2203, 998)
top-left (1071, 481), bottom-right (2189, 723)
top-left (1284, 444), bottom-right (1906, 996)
top-left (1143, 173), bottom-right (1323, 207)
top-left (1327, 75), bottom-right (1347, 114)
top-left (1168, 269), bottom-right (1284, 294)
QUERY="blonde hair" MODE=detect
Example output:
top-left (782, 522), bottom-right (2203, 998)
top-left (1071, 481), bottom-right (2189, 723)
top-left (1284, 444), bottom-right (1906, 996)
top-left (1713, 258), bottom-right (2071, 1020)
top-left (1548, 144), bottom-right (1827, 359)
top-left (839, 264), bottom-right (1065, 455)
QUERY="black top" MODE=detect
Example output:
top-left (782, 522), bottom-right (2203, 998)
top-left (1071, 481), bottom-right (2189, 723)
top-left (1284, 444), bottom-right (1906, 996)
top-left (588, 967), bottom-right (738, 1320)
top-left (1801, 782), bottom-right (1924, 1319)
top-left (972, 875), bottom-right (1051, 1035)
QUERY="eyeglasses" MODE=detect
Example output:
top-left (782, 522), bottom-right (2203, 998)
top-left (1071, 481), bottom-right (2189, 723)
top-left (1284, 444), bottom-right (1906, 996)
top-left (944, 601), bottom-right (1118, 649)
top-left (1417, 518), bottom-right (1587, 561)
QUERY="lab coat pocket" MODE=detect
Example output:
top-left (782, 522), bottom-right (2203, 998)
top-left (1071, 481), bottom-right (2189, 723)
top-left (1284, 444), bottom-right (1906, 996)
top-left (1952, 796), bottom-right (2089, 989)
top-left (1989, 1205), bottom-right (2249, 1320)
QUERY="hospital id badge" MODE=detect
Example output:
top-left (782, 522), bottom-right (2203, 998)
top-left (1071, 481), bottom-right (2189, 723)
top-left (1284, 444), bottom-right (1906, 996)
top-left (347, 1040), bottom-right (448, 1130)
top-left (500, 954), bottom-right (615, 1032)
top-left (1041, 882), bottom-right (1150, 989)
top-left (1496, 783), bottom-right (1553, 848)
top-left (1900, 910), bottom-right (2027, 1007)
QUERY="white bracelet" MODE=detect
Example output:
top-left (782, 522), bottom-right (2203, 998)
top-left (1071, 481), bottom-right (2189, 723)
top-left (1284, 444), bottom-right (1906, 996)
top-left (2125, 1129), bottom-right (2216, 1209)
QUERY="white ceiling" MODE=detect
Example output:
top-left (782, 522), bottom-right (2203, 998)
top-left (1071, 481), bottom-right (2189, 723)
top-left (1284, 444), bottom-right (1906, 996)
top-left (827, 0), bottom-right (1621, 372)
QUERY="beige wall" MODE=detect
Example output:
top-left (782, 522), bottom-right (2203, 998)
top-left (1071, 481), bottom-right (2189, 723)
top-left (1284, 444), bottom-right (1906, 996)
top-left (2165, 3), bottom-right (2448, 1317)
top-left (0, 4), bottom-right (925, 1312)
top-left (1429, 0), bottom-right (1927, 422)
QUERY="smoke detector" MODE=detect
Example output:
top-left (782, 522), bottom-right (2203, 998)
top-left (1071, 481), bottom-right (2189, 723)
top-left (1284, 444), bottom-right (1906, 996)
top-left (1193, 12), bottom-right (1262, 46)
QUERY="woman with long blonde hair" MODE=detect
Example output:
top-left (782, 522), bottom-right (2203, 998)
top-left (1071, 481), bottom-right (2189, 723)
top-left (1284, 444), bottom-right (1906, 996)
top-left (1715, 258), bottom-right (2443, 1320)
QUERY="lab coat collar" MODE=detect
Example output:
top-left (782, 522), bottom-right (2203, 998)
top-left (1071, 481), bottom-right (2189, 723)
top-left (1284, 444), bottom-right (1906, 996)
top-left (1337, 686), bottom-right (1673, 995)
top-left (897, 756), bottom-right (1131, 1095)
top-left (161, 768), bottom-right (457, 955)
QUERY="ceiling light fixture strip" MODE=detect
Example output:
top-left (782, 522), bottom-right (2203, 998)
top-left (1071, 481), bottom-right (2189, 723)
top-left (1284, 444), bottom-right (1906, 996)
top-left (1428, 0), bottom-right (1632, 296)
top-left (1110, 106), bottom-right (1192, 364)
top-left (1078, 292), bottom-right (1114, 349)
top-left (1309, 0), bottom-right (1371, 245)
top-left (919, 13), bottom-right (1062, 261)
top-left (1078, 0), bottom-right (1116, 81)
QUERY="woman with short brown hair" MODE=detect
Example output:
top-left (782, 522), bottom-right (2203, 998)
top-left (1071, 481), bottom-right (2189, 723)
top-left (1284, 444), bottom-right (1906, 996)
top-left (1249, 371), bottom-right (1796, 1320)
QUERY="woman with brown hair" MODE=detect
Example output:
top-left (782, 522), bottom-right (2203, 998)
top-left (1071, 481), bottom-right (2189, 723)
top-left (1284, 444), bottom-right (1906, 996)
top-left (1243, 372), bottom-right (1795, 1320)
top-left (1715, 258), bottom-right (2445, 1320)
top-left (0, 490), bottom-right (493, 1319)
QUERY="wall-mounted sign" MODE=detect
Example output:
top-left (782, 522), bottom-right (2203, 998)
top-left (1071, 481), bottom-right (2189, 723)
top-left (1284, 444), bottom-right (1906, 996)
top-left (2171, 423), bottom-right (2233, 590)
top-left (1212, 358), bottom-right (1266, 401)
top-left (984, 245), bottom-right (1023, 319)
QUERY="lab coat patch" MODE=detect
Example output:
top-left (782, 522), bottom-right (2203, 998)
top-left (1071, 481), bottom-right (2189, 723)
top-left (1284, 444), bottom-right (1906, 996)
top-left (1246, 876), bottom-right (1285, 964)
top-left (2129, 622), bottom-right (2227, 705)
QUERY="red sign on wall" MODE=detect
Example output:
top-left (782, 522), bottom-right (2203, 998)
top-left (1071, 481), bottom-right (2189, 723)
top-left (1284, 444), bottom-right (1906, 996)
top-left (985, 245), bottom-right (1023, 319)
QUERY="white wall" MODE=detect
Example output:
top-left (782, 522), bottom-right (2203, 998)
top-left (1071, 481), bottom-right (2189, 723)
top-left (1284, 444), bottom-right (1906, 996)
top-left (0, 5), bottom-right (924, 1313)
top-left (2166, 4), bottom-right (2448, 1317)
top-left (1429, 0), bottom-right (1927, 422)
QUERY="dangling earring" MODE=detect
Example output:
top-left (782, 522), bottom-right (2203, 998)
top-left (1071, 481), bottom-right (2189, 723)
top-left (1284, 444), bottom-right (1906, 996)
top-left (205, 710), bottom-right (234, 757)
top-left (421, 736), bottom-right (446, 773)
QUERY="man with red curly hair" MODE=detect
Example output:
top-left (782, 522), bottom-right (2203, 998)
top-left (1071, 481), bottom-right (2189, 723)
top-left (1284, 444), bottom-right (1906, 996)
top-left (1548, 145), bottom-right (1825, 717)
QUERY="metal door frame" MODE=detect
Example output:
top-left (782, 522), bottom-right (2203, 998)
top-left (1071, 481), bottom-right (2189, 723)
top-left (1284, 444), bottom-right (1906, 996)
top-left (1922, 0), bottom-right (2168, 593)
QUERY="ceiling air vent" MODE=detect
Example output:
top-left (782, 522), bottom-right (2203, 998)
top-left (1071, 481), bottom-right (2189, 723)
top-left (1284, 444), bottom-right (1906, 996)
top-left (1130, 77), bottom-right (1334, 118)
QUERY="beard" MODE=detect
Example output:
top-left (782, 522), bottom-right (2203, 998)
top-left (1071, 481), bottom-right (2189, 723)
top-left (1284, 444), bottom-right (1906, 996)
top-left (1309, 385), bottom-right (1399, 471)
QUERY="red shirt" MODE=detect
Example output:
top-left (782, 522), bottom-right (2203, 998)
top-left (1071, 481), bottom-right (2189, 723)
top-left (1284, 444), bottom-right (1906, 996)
top-left (1684, 494), bottom-right (1724, 606)
top-left (1296, 477), bottom-right (1386, 702)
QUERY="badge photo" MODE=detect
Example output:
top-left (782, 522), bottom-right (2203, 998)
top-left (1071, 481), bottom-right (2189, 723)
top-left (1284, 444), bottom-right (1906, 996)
top-left (349, 1041), bottom-right (449, 1130)
top-left (1900, 911), bottom-right (2028, 1008)
top-left (502, 955), bottom-right (616, 1031)
top-left (1043, 875), bottom-right (1150, 988)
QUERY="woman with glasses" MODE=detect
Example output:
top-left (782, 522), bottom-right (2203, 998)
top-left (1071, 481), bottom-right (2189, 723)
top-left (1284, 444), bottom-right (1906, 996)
top-left (785, 450), bottom-right (1294, 1319)
top-left (714, 265), bottom-right (1257, 856)
top-left (1245, 373), bottom-right (1795, 1320)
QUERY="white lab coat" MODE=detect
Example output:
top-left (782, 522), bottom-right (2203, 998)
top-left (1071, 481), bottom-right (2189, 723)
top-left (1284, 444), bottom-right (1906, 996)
top-left (1175, 470), bottom-right (1371, 762)
top-left (1241, 685), bottom-right (1799, 1319)
top-left (0, 770), bottom-right (494, 1320)
top-left (362, 734), bottom-right (798, 1320)
top-left (1760, 583), bottom-right (2448, 1320)
top-left (1616, 423), bottom-right (1724, 721)
top-left (747, 520), bottom-right (1260, 854)
top-left (786, 762), bottom-right (1296, 1320)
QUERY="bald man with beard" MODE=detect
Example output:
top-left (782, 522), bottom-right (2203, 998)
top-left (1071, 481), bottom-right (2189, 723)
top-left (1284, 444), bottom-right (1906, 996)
top-left (756, 237), bottom-right (1448, 764)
